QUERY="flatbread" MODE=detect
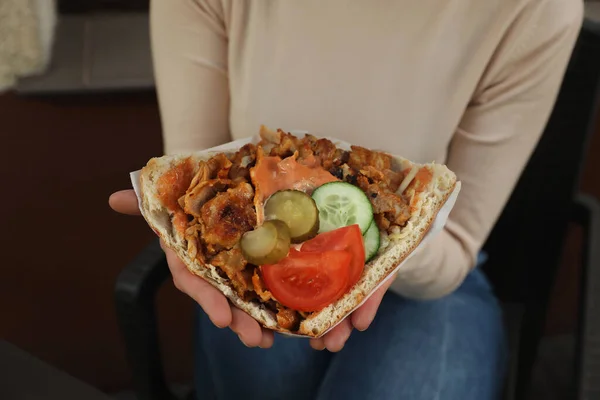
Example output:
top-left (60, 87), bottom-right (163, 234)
top-left (136, 130), bottom-right (457, 337)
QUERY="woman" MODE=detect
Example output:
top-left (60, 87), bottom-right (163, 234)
top-left (110, 1), bottom-right (583, 398)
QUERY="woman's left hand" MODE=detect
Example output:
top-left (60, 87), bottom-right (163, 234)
top-left (309, 277), bottom-right (395, 352)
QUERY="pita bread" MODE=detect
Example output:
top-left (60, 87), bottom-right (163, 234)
top-left (136, 129), bottom-right (457, 337)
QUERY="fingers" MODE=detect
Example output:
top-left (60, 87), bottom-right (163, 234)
top-left (259, 329), bottom-right (274, 349)
top-left (229, 308), bottom-right (275, 348)
top-left (310, 318), bottom-right (353, 352)
top-left (161, 239), bottom-right (275, 349)
top-left (310, 338), bottom-right (326, 351)
top-left (351, 277), bottom-right (395, 331)
top-left (163, 242), bottom-right (233, 328)
top-left (108, 190), bottom-right (141, 215)
top-left (311, 277), bottom-right (395, 352)
top-left (323, 319), bottom-right (353, 352)
top-left (230, 307), bottom-right (264, 347)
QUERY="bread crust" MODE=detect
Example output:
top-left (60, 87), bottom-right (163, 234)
top-left (137, 145), bottom-right (457, 338)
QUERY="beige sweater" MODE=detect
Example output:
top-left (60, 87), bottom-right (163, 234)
top-left (150, 0), bottom-right (583, 299)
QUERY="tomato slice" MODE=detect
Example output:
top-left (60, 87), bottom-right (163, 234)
top-left (261, 250), bottom-right (352, 312)
top-left (300, 224), bottom-right (365, 290)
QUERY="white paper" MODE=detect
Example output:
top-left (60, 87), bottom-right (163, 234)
top-left (130, 135), bottom-right (461, 338)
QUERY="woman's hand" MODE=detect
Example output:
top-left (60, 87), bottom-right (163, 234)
top-left (308, 278), bottom-right (394, 352)
top-left (109, 189), bottom-right (274, 349)
top-left (109, 189), bottom-right (392, 352)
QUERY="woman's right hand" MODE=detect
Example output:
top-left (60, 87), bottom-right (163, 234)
top-left (109, 189), bottom-right (274, 349)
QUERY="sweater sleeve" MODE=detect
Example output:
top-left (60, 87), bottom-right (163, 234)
top-left (389, 0), bottom-right (583, 300)
top-left (151, 0), bottom-right (231, 155)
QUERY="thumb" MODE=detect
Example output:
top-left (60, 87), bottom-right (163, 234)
top-left (109, 190), bottom-right (142, 216)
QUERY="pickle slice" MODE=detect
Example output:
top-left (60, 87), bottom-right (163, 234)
top-left (240, 219), bottom-right (291, 265)
top-left (264, 190), bottom-right (320, 243)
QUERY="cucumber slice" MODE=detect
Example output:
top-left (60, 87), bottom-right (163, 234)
top-left (311, 182), bottom-right (374, 234)
top-left (363, 222), bottom-right (380, 262)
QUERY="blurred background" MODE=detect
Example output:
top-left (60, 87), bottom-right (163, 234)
top-left (0, 0), bottom-right (195, 397)
top-left (0, 1), bottom-right (599, 400)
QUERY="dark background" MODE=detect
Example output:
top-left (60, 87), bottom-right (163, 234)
top-left (0, 91), bottom-right (193, 392)
top-left (58, 0), bottom-right (149, 13)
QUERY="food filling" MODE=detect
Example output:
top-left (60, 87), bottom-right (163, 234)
top-left (157, 128), bottom-right (433, 332)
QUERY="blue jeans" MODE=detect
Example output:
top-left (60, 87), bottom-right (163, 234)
top-left (193, 265), bottom-right (508, 400)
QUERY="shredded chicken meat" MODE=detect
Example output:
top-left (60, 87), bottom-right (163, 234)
top-left (229, 143), bottom-right (257, 183)
top-left (210, 247), bottom-right (254, 298)
top-left (200, 183), bottom-right (256, 250)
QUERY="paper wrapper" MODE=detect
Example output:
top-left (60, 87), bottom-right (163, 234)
top-left (129, 133), bottom-right (461, 338)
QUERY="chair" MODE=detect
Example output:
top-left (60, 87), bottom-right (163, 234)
top-left (114, 23), bottom-right (600, 400)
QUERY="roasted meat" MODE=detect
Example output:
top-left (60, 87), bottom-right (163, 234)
top-left (183, 179), bottom-right (234, 218)
top-left (211, 247), bottom-right (254, 297)
top-left (311, 138), bottom-right (340, 169)
top-left (184, 222), bottom-right (205, 262)
top-left (265, 130), bottom-right (348, 170)
top-left (252, 268), bottom-right (273, 302)
top-left (382, 169), bottom-right (404, 192)
top-left (374, 213), bottom-right (391, 231)
top-left (189, 153), bottom-right (232, 188)
top-left (371, 191), bottom-right (411, 226)
top-left (200, 182), bottom-right (257, 249)
top-left (346, 146), bottom-right (404, 191)
top-left (276, 306), bottom-right (301, 331)
top-left (268, 131), bottom-right (301, 158)
top-left (348, 145), bottom-right (392, 171)
top-left (353, 172), bottom-right (411, 226)
top-left (181, 154), bottom-right (236, 217)
top-left (229, 143), bottom-right (257, 183)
